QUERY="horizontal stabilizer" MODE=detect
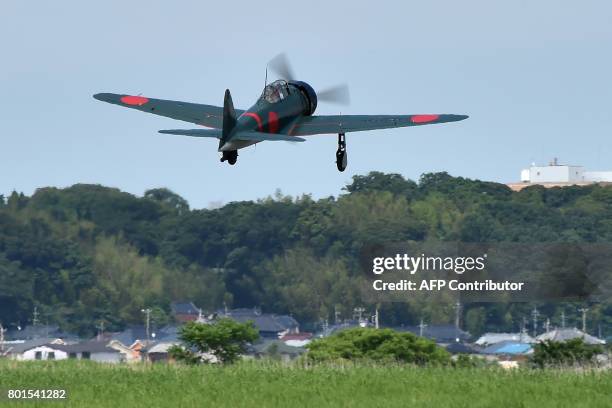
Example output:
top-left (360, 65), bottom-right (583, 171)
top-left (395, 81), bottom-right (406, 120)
top-left (233, 131), bottom-right (305, 142)
top-left (158, 129), bottom-right (222, 138)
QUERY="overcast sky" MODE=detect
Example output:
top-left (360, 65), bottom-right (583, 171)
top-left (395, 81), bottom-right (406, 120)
top-left (1, 1), bottom-right (611, 208)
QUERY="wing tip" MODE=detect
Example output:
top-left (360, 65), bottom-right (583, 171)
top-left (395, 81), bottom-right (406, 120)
top-left (93, 93), bottom-right (120, 103)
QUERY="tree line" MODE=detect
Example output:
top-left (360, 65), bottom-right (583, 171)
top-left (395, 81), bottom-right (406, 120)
top-left (0, 172), bottom-right (610, 337)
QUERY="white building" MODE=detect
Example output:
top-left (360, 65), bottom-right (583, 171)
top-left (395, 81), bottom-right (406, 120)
top-left (510, 158), bottom-right (612, 190)
top-left (5, 339), bottom-right (124, 363)
top-left (17, 345), bottom-right (69, 361)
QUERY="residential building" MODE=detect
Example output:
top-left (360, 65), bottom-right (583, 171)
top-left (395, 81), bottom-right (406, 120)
top-left (397, 324), bottom-right (471, 344)
top-left (54, 340), bottom-right (123, 363)
top-left (251, 339), bottom-right (305, 361)
top-left (536, 328), bottom-right (606, 345)
top-left (171, 301), bottom-right (200, 323)
top-left (2, 338), bottom-right (67, 360)
top-left (142, 341), bottom-right (180, 363)
top-left (220, 308), bottom-right (300, 338)
top-left (481, 340), bottom-right (533, 357)
top-left (475, 332), bottom-right (536, 346)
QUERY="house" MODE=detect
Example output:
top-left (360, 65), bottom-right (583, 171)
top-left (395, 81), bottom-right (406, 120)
top-left (280, 332), bottom-right (313, 347)
top-left (142, 341), bottom-right (181, 363)
top-left (475, 332), bottom-right (536, 346)
top-left (106, 340), bottom-right (141, 363)
top-left (315, 321), bottom-right (369, 338)
top-left (220, 308), bottom-right (300, 338)
top-left (171, 301), bottom-right (200, 323)
top-left (536, 328), bottom-right (606, 345)
top-left (6, 325), bottom-right (78, 342)
top-left (103, 325), bottom-right (181, 361)
top-left (445, 342), bottom-right (480, 355)
top-left (397, 324), bottom-right (472, 344)
top-left (110, 325), bottom-right (151, 348)
top-left (481, 340), bottom-right (533, 357)
top-left (251, 339), bottom-right (305, 361)
top-left (54, 340), bottom-right (123, 363)
top-left (3, 338), bottom-right (67, 360)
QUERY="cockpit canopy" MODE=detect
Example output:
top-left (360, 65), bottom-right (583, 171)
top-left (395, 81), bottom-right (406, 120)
top-left (262, 80), bottom-right (289, 104)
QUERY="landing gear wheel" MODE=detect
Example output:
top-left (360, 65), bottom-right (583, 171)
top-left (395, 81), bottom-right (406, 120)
top-left (221, 150), bottom-right (238, 165)
top-left (336, 133), bottom-right (347, 172)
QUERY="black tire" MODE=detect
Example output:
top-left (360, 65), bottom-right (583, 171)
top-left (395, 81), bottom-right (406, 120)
top-left (227, 150), bottom-right (238, 165)
top-left (336, 150), bottom-right (347, 172)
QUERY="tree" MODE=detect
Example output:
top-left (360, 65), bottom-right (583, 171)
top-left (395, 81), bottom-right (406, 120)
top-left (170, 319), bottom-right (259, 364)
top-left (532, 338), bottom-right (603, 368)
top-left (144, 188), bottom-right (189, 215)
top-left (306, 328), bottom-right (450, 365)
top-left (343, 172), bottom-right (418, 198)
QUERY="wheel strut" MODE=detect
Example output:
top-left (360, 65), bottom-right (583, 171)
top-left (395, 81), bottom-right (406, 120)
top-left (336, 133), bottom-right (347, 172)
top-left (221, 150), bottom-right (238, 165)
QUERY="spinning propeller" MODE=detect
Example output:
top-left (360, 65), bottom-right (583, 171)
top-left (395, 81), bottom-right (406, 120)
top-left (268, 53), bottom-right (350, 106)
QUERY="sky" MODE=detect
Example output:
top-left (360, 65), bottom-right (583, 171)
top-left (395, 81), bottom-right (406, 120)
top-left (1, 1), bottom-right (612, 208)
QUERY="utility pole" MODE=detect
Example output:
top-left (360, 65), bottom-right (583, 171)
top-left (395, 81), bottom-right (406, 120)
top-left (0, 323), bottom-right (6, 354)
top-left (598, 324), bottom-right (602, 340)
top-left (561, 311), bottom-right (566, 329)
top-left (96, 321), bottom-right (105, 341)
top-left (373, 307), bottom-right (379, 329)
top-left (141, 308), bottom-right (152, 342)
top-left (32, 306), bottom-right (39, 326)
top-left (418, 318), bottom-right (428, 338)
top-left (454, 301), bottom-right (461, 329)
top-left (334, 306), bottom-right (341, 325)
top-left (578, 307), bottom-right (589, 333)
top-left (531, 307), bottom-right (539, 337)
top-left (354, 307), bottom-right (365, 323)
top-left (544, 318), bottom-right (550, 334)
top-left (520, 317), bottom-right (527, 342)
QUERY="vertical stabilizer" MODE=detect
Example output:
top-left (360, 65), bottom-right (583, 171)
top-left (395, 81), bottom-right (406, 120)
top-left (221, 89), bottom-right (237, 144)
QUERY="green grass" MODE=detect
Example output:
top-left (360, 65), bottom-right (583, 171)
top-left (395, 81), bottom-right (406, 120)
top-left (0, 360), bottom-right (610, 408)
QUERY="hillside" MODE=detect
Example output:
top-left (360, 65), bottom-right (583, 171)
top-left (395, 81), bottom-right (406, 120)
top-left (1, 172), bottom-right (611, 336)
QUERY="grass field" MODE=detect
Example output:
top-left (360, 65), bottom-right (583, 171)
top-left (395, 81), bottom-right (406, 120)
top-left (1, 360), bottom-right (610, 408)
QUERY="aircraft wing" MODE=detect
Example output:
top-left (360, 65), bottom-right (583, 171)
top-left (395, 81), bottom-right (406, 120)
top-left (286, 114), bottom-right (468, 136)
top-left (158, 129), bottom-right (305, 142)
top-left (159, 129), bottom-right (222, 138)
top-left (233, 131), bottom-right (305, 142)
top-left (93, 93), bottom-right (244, 128)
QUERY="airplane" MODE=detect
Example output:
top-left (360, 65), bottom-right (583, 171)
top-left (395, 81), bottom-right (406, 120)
top-left (93, 54), bottom-right (468, 172)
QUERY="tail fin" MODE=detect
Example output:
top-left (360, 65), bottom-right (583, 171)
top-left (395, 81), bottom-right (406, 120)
top-left (221, 89), bottom-right (237, 144)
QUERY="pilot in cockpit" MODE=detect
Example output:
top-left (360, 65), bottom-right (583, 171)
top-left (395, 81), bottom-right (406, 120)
top-left (263, 80), bottom-right (288, 104)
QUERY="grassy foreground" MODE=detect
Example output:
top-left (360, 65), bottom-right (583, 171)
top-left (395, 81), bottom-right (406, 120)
top-left (0, 360), bottom-right (610, 408)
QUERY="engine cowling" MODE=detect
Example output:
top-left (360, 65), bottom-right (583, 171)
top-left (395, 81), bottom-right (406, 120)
top-left (289, 81), bottom-right (317, 115)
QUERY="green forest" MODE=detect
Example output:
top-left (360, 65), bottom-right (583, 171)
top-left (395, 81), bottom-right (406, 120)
top-left (0, 171), bottom-right (611, 337)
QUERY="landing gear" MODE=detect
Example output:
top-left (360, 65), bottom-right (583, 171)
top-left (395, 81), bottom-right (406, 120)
top-left (336, 133), bottom-right (347, 172)
top-left (220, 150), bottom-right (238, 165)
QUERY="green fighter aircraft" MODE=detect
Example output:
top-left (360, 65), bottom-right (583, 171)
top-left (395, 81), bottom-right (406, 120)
top-left (93, 54), bottom-right (468, 172)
